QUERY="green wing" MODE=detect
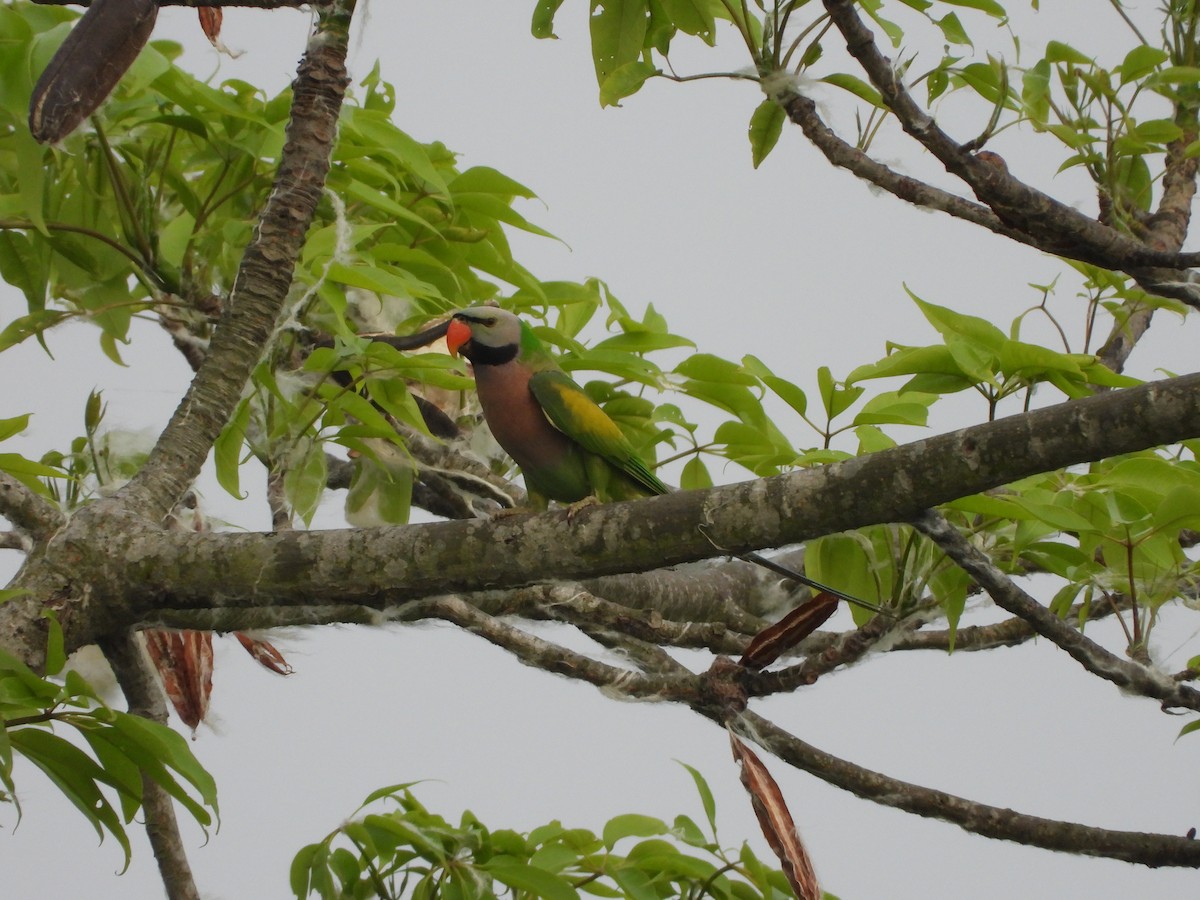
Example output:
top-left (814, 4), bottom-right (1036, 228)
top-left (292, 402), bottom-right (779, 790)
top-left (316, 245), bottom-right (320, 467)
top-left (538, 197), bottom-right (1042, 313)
top-left (529, 369), bottom-right (669, 497)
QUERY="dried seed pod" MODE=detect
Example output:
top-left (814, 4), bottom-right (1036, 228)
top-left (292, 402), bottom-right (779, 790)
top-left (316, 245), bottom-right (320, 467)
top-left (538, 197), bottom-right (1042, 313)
top-left (28, 0), bottom-right (159, 144)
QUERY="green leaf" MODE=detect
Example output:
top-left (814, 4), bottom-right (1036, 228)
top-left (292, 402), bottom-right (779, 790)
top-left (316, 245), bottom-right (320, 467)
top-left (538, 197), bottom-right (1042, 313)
top-left (936, 12), bottom-right (971, 47)
top-left (1044, 41), bottom-right (1092, 65)
top-left (590, 0), bottom-right (650, 91)
top-left (285, 439), bottom-right (329, 527)
top-left (532, 0), bottom-right (567, 38)
top-left (852, 390), bottom-right (935, 427)
top-left (1119, 45), bottom-right (1169, 85)
top-left (14, 129), bottom-right (48, 236)
top-left (486, 860), bottom-right (580, 900)
top-left (679, 455), bottom-right (712, 490)
top-left (676, 761), bottom-right (717, 839)
top-left (608, 863), bottom-right (658, 900)
top-left (1177, 718), bottom-right (1200, 741)
top-left (660, 0), bottom-right (716, 40)
top-left (675, 353), bottom-right (757, 385)
top-left (10, 727), bottom-right (132, 867)
top-left (820, 72), bottom-right (885, 108)
top-left (213, 398), bottom-right (252, 500)
top-left (602, 813), bottom-right (668, 849)
top-left (0, 413), bottom-right (31, 442)
top-left (748, 99), bottom-right (785, 168)
top-left (911, 292), bottom-right (1007, 349)
top-left (41, 610), bottom-right (65, 676)
top-left (0, 452), bottom-right (64, 490)
top-left (600, 60), bottom-right (659, 107)
top-left (1021, 58), bottom-right (1050, 123)
top-left (1149, 65), bottom-right (1200, 85)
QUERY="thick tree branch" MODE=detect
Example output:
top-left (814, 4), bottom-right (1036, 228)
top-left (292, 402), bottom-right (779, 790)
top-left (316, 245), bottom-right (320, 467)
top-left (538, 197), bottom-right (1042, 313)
top-left (120, 373), bottom-right (1200, 620)
top-left (7, 369), bottom-right (1200, 669)
top-left (0, 473), bottom-right (65, 544)
top-left (729, 709), bottom-right (1200, 867)
top-left (114, 1), bottom-right (353, 523)
top-left (102, 631), bottom-right (201, 900)
top-left (912, 509), bottom-right (1200, 712)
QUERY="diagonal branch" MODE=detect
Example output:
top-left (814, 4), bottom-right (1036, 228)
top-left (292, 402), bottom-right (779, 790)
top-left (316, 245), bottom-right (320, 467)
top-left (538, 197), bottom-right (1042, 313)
top-left (728, 708), bottom-right (1200, 867)
top-left (912, 509), bottom-right (1200, 712)
top-left (773, 88), bottom-right (1025, 240)
top-left (820, 0), bottom-right (1200, 283)
top-left (114, 0), bottom-right (355, 523)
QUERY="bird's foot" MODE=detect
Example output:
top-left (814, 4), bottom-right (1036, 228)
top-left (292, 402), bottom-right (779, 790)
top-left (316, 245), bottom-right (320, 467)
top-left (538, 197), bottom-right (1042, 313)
top-left (564, 495), bottom-right (600, 523)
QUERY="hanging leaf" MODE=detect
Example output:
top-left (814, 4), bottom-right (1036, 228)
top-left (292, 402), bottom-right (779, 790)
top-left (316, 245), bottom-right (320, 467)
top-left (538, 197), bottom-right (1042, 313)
top-left (749, 99), bottom-right (785, 168)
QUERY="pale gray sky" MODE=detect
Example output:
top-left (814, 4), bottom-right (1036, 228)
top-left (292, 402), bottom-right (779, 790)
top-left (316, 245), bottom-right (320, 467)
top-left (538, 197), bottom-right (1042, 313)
top-left (3, 3), bottom-right (1200, 899)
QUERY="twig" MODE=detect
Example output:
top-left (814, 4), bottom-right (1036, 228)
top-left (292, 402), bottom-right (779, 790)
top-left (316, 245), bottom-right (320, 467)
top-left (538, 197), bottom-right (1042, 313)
top-left (912, 509), bottom-right (1200, 713)
top-left (405, 595), bottom-right (698, 703)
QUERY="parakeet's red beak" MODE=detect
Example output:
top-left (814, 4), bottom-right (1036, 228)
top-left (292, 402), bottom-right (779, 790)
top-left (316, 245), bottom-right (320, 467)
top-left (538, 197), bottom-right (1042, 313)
top-left (446, 318), bottom-right (471, 357)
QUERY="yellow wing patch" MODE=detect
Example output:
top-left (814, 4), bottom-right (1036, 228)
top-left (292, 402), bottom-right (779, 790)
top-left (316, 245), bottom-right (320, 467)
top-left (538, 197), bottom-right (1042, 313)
top-left (551, 382), bottom-right (625, 443)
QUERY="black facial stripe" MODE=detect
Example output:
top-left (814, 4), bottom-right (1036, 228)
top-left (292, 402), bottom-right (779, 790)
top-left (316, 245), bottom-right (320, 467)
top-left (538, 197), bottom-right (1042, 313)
top-left (466, 341), bottom-right (519, 366)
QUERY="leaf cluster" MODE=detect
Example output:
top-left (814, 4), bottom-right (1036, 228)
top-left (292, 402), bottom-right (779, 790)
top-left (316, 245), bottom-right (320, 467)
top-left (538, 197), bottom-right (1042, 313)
top-left (291, 770), bottom-right (801, 900)
top-left (0, 622), bottom-right (218, 869)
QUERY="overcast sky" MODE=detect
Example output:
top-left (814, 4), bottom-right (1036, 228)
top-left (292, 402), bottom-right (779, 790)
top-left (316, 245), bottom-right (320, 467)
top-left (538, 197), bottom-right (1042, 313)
top-left (4, 3), bottom-right (1200, 899)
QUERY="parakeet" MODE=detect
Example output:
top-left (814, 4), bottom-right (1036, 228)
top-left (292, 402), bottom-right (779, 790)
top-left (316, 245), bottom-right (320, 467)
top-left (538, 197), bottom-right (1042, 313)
top-left (445, 306), bottom-right (668, 507)
top-left (444, 306), bottom-right (886, 615)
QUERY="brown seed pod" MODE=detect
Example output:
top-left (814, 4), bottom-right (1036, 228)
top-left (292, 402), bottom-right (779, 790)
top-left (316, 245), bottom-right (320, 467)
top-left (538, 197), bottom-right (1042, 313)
top-left (28, 0), bottom-right (159, 144)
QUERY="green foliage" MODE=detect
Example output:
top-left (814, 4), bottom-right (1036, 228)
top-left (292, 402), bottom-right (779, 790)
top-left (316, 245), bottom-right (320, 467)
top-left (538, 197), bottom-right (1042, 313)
top-left (0, 636), bottom-right (218, 869)
top-left (292, 772), bottom-right (799, 900)
top-left (847, 288), bottom-right (1140, 414)
top-left (0, 412), bottom-right (62, 497)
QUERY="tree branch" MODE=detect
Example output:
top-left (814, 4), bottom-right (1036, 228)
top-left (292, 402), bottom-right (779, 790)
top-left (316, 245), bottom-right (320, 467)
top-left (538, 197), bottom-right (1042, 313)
top-left (101, 631), bottom-right (201, 900)
top-left (8, 370), bottom-right (1200, 669)
top-left (114, 0), bottom-right (354, 523)
top-left (406, 596), bottom-right (696, 703)
top-left (0, 473), bottom-right (65, 544)
top-left (1097, 108), bottom-right (1200, 372)
top-left (122, 372), bottom-right (1200, 619)
top-left (820, 0), bottom-right (1200, 285)
top-left (729, 708), bottom-right (1200, 867)
top-left (912, 509), bottom-right (1200, 712)
top-left (773, 88), bottom-right (1026, 241)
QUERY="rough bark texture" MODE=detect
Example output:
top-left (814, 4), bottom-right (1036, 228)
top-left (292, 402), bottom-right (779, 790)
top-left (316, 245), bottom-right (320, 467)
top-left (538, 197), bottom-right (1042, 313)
top-left (3, 370), bottom-right (1200, 668)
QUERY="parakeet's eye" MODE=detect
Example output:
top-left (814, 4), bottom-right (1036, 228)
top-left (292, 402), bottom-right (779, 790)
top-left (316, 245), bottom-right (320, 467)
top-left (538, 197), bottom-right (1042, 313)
top-left (482, 317), bottom-right (498, 327)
